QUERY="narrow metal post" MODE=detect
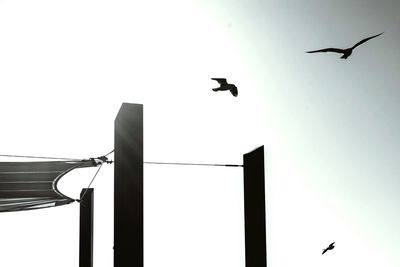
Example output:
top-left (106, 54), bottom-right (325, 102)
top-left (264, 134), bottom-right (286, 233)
top-left (114, 103), bottom-right (143, 267)
top-left (243, 146), bottom-right (266, 267)
top-left (79, 188), bottom-right (94, 267)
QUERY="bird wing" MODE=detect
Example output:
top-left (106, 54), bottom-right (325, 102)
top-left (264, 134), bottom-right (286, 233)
top-left (230, 86), bottom-right (238, 97)
top-left (322, 248), bottom-right (327, 255)
top-left (306, 48), bottom-right (345, 54)
top-left (352, 32), bottom-right (383, 49)
top-left (211, 78), bottom-right (228, 85)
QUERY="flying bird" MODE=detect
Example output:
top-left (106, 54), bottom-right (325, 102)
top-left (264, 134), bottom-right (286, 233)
top-left (306, 32), bottom-right (383, 59)
top-left (211, 78), bottom-right (238, 97)
top-left (322, 242), bottom-right (335, 255)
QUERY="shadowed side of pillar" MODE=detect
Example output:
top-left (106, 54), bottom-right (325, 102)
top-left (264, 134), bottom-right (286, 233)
top-left (243, 146), bottom-right (266, 267)
top-left (114, 103), bottom-right (143, 267)
top-left (80, 188), bottom-right (94, 267)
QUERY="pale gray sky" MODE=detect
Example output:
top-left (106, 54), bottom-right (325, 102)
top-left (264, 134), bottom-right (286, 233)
top-left (0, 0), bottom-right (399, 267)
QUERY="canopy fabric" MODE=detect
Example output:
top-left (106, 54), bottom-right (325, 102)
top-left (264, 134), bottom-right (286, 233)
top-left (0, 159), bottom-right (98, 212)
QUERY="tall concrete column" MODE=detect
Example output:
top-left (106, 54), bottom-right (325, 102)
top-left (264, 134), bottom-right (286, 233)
top-left (243, 146), bottom-right (266, 267)
top-left (79, 188), bottom-right (94, 267)
top-left (114, 103), bottom-right (143, 267)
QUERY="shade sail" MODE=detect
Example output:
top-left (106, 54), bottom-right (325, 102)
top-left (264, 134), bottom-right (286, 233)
top-left (0, 159), bottom-right (99, 212)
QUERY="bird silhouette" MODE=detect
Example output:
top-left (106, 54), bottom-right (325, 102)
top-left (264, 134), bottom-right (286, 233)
top-left (211, 78), bottom-right (238, 97)
top-left (306, 32), bottom-right (383, 59)
top-left (322, 242), bottom-right (335, 255)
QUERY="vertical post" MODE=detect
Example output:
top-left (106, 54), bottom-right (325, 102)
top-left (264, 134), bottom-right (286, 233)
top-left (243, 146), bottom-right (266, 267)
top-left (79, 188), bottom-right (94, 267)
top-left (114, 103), bottom-right (143, 267)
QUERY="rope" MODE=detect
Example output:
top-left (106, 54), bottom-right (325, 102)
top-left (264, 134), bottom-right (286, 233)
top-left (0, 154), bottom-right (82, 161)
top-left (104, 149), bottom-right (114, 157)
top-left (144, 161), bottom-right (243, 167)
top-left (0, 149), bottom-right (115, 163)
top-left (0, 150), bottom-right (241, 168)
top-left (102, 149), bottom-right (240, 167)
top-left (78, 163), bottom-right (103, 202)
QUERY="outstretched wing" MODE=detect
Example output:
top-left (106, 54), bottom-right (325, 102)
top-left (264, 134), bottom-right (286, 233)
top-left (306, 48), bottom-right (345, 54)
top-left (230, 86), bottom-right (238, 97)
top-left (352, 32), bottom-right (383, 49)
top-left (211, 78), bottom-right (227, 85)
top-left (322, 248), bottom-right (328, 255)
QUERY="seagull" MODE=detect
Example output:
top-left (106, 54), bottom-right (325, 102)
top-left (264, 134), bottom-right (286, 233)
top-left (211, 78), bottom-right (238, 97)
top-left (322, 242), bottom-right (335, 255)
top-left (306, 32), bottom-right (383, 59)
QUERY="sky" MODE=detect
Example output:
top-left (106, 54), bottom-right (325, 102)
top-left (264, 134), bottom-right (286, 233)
top-left (0, 0), bottom-right (400, 266)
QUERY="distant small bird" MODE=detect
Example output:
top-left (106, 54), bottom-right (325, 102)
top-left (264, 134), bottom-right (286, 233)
top-left (306, 32), bottom-right (383, 59)
top-left (322, 242), bottom-right (335, 255)
top-left (211, 78), bottom-right (238, 97)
